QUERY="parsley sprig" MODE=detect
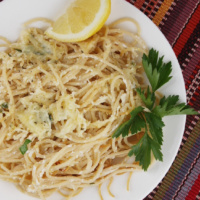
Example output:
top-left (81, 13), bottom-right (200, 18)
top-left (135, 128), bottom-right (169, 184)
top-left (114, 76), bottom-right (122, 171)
top-left (113, 48), bottom-right (199, 171)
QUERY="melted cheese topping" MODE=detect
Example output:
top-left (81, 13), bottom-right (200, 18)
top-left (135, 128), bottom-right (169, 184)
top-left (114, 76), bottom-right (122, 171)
top-left (17, 103), bottom-right (51, 140)
top-left (49, 94), bottom-right (89, 138)
top-left (16, 89), bottom-right (89, 139)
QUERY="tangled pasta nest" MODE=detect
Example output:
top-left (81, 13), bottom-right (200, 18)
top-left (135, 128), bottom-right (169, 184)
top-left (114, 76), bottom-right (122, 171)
top-left (0, 18), bottom-right (147, 199)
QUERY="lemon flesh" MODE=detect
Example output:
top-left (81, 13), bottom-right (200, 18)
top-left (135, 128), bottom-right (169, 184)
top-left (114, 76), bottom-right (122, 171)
top-left (46, 0), bottom-right (111, 42)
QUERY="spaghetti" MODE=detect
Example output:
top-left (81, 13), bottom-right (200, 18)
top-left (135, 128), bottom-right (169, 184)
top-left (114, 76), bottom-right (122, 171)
top-left (0, 19), bottom-right (147, 199)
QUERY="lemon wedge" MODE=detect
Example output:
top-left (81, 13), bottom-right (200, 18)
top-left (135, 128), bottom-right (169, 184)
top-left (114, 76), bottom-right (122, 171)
top-left (45, 0), bottom-right (111, 42)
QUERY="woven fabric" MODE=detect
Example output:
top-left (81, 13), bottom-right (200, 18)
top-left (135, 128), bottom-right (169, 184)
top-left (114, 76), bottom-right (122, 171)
top-left (126, 0), bottom-right (200, 199)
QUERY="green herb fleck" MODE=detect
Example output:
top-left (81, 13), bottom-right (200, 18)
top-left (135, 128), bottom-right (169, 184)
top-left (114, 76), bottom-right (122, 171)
top-left (14, 48), bottom-right (22, 52)
top-left (131, 61), bottom-right (136, 67)
top-left (19, 139), bottom-right (31, 155)
top-left (49, 114), bottom-right (53, 121)
top-left (1, 102), bottom-right (8, 109)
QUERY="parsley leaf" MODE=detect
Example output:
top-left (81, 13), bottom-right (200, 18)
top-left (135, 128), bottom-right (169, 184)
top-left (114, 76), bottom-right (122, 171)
top-left (142, 49), bottom-right (172, 92)
top-left (112, 106), bottom-right (144, 138)
top-left (19, 139), bottom-right (31, 155)
top-left (130, 114), bottom-right (146, 135)
top-left (128, 133), bottom-right (151, 171)
top-left (136, 87), bottom-right (155, 110)
top-left (128, 132), bottom-right (163, 171)
top-left (114, 108), bottom-right (164, 171)
top-left (153, 95), bottom-right (199, 117)
top-left (144, 112), bottom-right (164, 145)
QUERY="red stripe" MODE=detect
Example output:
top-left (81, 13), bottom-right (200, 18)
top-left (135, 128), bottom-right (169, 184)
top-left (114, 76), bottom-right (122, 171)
top-left (134, 0), bottom-right (146, 9)
top-left (185, 62), bottom-right (200, 92)
top-left (173, 4), bottom-right (200, 57)
top-left (188, 102), bottom-right (194, 106)
top-left (185, 173), bottom-right (200, 200)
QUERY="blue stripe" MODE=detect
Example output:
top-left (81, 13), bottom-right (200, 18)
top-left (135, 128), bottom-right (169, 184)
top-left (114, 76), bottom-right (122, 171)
top-left (176, 154), bottom-right (200, 199)
top-left (162, 125), bottom-right (200, 200)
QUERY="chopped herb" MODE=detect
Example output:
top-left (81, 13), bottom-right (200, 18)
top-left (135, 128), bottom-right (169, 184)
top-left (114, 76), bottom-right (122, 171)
top-left (90, 182), bottom-right (95, 185)
top-left (19, 139), bottom-right (31, 155)
top-left (34, 51), bottom-right (45, 56)
top-left (14, 48), bottom-right (22, 52)
top-left (49, 113), bottom-right (53, 121)
top-left (131, 61), bottom-right (136, 67)
top-left (1, 102), bottom-right (8, 109)
top-left (113, 48), bottom-right (199, 171)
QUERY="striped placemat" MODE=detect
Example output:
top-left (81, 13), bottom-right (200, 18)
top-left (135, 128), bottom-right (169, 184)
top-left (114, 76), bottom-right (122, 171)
top-left (126, 0), bottom-right (200, 199)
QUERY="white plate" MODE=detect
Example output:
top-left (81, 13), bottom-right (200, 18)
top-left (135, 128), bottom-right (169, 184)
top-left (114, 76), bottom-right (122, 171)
top-left (0, 0), bottom-right (186, 200)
